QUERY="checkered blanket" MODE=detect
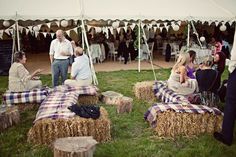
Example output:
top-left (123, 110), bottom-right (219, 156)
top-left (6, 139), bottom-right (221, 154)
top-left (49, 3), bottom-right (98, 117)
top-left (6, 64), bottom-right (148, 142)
top-left (144, 103), bottom-right (223, 127)
top-left (2, 88), bottom-right (50, 105)
top-left (34, 85), bottom-right (98, 123)
top-left (153, 81), bottom-right (189, 104)
top-left (53, 85), bottom-right (98, 95)
top-left (34, 92), bottom-right (78, 122)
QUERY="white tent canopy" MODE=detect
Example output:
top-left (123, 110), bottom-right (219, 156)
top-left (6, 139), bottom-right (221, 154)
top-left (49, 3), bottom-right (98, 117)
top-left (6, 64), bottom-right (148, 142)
top-left (0, 0), bottom-right (235, 22)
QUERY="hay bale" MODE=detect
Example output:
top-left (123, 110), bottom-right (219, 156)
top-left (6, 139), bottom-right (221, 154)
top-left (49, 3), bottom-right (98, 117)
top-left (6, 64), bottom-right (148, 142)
top-left (101, 91), bottom-right (123, 105)
top-left (153, 111), bottom-right (223, 137)
top-left (116, 96), bottom-right (133, 114)
top-left (53, 136), bottom-right (97, 157)
top-left (134, 81), bottom-right (155, 101)
top-left (0, 106), bottom-right (20, 132)
top-left (27, 107), bottom-right (111, 146)
top-left (77, 95), bottom-right (99, 105)
top-left (17, 103), bottom-right (40, 112)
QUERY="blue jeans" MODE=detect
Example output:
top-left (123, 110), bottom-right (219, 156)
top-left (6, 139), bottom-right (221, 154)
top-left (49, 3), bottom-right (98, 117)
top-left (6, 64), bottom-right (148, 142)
top-left (51, 59), bottom-right (69, 87)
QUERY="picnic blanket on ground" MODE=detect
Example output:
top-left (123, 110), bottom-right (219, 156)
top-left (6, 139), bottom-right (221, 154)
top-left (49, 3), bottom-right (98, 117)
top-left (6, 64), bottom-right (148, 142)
top-left (2, 88), bottom-right (51, 105)
top-left (144, 103), bottom-right (223, 128)
top-left (153, 81), bottom-right (189, 104)
top-left (34, 85), bottom-right (98, 123)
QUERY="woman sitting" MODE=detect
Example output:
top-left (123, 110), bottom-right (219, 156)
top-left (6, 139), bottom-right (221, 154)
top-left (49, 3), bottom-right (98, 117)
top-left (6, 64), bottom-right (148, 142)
top-left (167, 53), bottom-right (198, 95)
top-left (186, 50), bottom-right (197, 79)
top-left (196, 56), bottom-right (219, 107)
top-left (64, 47), bottom-right (92, 86)
top-left (196, 55), bottom-right (219, 93)
top-left (8, 51), bottom-right (42, 92)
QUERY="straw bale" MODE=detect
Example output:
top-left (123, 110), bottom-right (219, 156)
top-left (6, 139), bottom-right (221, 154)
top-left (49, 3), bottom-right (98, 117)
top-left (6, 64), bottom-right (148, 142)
top-left (153, 111), bottom-right (223, 137)
top-left (116, 96), bottom-right (133, 114)
top-left (27, 107), bottom-right (111, 146)
top-left (134, 81), bottom-right (155, 101)
top-left (17, 103), bottom-right (40, 112)
top-left (0, 106), bottom-right (20, 132)
top-left (77, 95), bottom-right (99, 105)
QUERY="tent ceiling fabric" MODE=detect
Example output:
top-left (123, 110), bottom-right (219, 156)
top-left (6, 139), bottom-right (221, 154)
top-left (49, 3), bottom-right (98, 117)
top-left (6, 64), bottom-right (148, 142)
top-left (0, 0), bottom-right (235, 21)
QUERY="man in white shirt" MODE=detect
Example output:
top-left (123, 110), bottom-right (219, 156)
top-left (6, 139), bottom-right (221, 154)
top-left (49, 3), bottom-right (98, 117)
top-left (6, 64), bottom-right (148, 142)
top-left (64, 47), bottom-right (92, 86)
top-left (49, 30), bottom-right (73, 87)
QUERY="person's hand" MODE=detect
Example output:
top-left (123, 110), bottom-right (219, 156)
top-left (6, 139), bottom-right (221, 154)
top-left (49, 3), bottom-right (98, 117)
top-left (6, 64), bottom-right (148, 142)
top-left (32, 76), bottom-right (40, 80)
top-left (35, 69), bottom-right (43, 74)
top-left (71, 41), bottom-right (76, 48)
top-left (60, 51), bottom-right (70, 56)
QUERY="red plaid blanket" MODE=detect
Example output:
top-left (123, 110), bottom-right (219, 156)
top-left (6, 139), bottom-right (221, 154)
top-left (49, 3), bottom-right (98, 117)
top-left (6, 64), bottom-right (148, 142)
top-left (144, 103), bottom-right (223, 127)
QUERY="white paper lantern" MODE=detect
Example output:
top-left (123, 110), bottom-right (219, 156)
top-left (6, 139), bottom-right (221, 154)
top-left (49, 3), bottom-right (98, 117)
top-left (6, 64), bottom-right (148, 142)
top-left (61, 20), bottom-right (68, 27)
top-left (172, 25), bottom-right (180, 31)
top-left (112, 21), bottom-right (119, 29)
top-left (3, 20), bottom-right (10, 27)
top-left (95, 27), bottom-right (102, 33)
top-left (33, 26), bottom-right (40, 32)
top-left (200, 36), bottom-right (205, 42)
top-left (220, 24), bottom-right (227, 31)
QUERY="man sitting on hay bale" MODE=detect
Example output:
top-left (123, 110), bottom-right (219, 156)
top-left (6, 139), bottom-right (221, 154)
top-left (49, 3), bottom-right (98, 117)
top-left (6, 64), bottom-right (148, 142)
top-left (65, 47), bottom-right (92, 87)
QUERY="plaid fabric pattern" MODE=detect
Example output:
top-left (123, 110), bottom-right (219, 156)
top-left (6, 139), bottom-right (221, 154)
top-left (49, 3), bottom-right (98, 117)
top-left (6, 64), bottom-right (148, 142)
top-left (34, 85), bottom-right (98, 123)
top-left (153, 81), bottom-right (189, 103)
top-left (34, 92), bottom-right (79, 122)
top-left (144, 103), bottom-right (223, 128)
top-left (2, 88), bottom-right (50, 105)
top-left (53, 85), bottom-right (98, 95)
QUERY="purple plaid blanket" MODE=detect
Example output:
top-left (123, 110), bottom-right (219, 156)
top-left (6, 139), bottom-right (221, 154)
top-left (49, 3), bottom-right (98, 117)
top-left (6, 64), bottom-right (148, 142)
top-left (153, 81), bottom-right (189, 104)
top-left (34, 92), bottom-right (78, 122)
top-left (34, 85), bottom-right (98, 123)
top-left (2, 88), bottom-right (50, 105)
top-left (144, 103), bottom-right (223, 128)
top-left (53, 85), bottom-right (98, 95)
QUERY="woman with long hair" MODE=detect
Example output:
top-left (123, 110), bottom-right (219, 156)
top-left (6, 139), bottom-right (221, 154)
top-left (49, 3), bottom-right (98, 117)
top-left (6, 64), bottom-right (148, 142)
top-left (167, 53), bottom-right (198, 95)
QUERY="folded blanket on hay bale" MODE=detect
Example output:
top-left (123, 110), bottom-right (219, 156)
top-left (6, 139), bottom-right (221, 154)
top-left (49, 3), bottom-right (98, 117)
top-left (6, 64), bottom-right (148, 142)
top-left (134, 81), bottom-right (189, 104)
top-left (53, 85), bottom-right (99, 105)
top-left (27, 107), bottom-right (111, 146)
top-left (27, 85), bottom-right (110, 146)
top-left (2, 85), bottom-right (99, 111)
top-left (153, 81), bottom-right (189, 104)
top-left (144, 103), bottom-right (223, 137)
top-left (2, 88), bottom-right (50, 112)
top-left (134, 81), bottom-right (156, 101)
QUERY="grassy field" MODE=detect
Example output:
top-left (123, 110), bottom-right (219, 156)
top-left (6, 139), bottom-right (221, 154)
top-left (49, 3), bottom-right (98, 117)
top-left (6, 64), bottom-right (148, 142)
top-left (0, 69), bottom-right (235, 157)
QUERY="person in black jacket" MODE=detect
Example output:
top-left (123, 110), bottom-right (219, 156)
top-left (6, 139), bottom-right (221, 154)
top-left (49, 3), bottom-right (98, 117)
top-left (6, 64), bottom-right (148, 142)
top-left (196, 55), bottom-right (219, 93)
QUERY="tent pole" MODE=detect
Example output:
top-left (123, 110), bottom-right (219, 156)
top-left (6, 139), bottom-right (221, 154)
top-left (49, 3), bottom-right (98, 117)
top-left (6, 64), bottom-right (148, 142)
top-left (11, 24), bottom-right (16, 64)
top-left (82, 26), bottom-right (85, 49)
top-left (187, 22), bottom-right (190, 50)
top-left (81, 18), bottom-right (98, 85)
top-left (190, 20), bottom-right (202, 48)
top-left (138, 19), bottom-right (141, 72)
top-left (141, 24), bottom-right (157, 81)
top-left (15, 12), bottom-right (20, 51)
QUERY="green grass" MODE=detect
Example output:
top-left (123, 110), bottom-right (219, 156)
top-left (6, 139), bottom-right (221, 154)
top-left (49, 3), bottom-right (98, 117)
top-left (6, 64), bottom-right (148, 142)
top-left (0, 69), bottom-right (235, 157)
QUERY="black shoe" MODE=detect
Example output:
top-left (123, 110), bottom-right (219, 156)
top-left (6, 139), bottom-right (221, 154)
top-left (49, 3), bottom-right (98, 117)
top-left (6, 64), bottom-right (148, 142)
top-left (214, 132), bottom-right (232, 146)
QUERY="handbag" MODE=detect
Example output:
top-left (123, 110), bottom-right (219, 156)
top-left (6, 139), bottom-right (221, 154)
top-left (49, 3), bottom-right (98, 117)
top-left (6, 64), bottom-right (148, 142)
top-left (68, 104), bottom-right (100, 119)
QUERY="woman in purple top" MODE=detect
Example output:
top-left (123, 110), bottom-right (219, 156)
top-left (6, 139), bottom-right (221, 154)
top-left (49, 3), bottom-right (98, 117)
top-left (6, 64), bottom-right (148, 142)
top-left (186, 50), bottom-right (197, 79)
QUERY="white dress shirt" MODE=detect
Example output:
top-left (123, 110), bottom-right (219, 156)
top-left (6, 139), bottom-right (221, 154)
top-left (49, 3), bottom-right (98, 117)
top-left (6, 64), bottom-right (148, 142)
top-left (49, 38), bottom-right (73, 59)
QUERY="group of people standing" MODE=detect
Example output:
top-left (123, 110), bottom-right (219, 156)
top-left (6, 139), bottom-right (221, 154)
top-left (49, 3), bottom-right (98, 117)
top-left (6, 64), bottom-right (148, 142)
top-left (8, 29), bottom-right (92, 92)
